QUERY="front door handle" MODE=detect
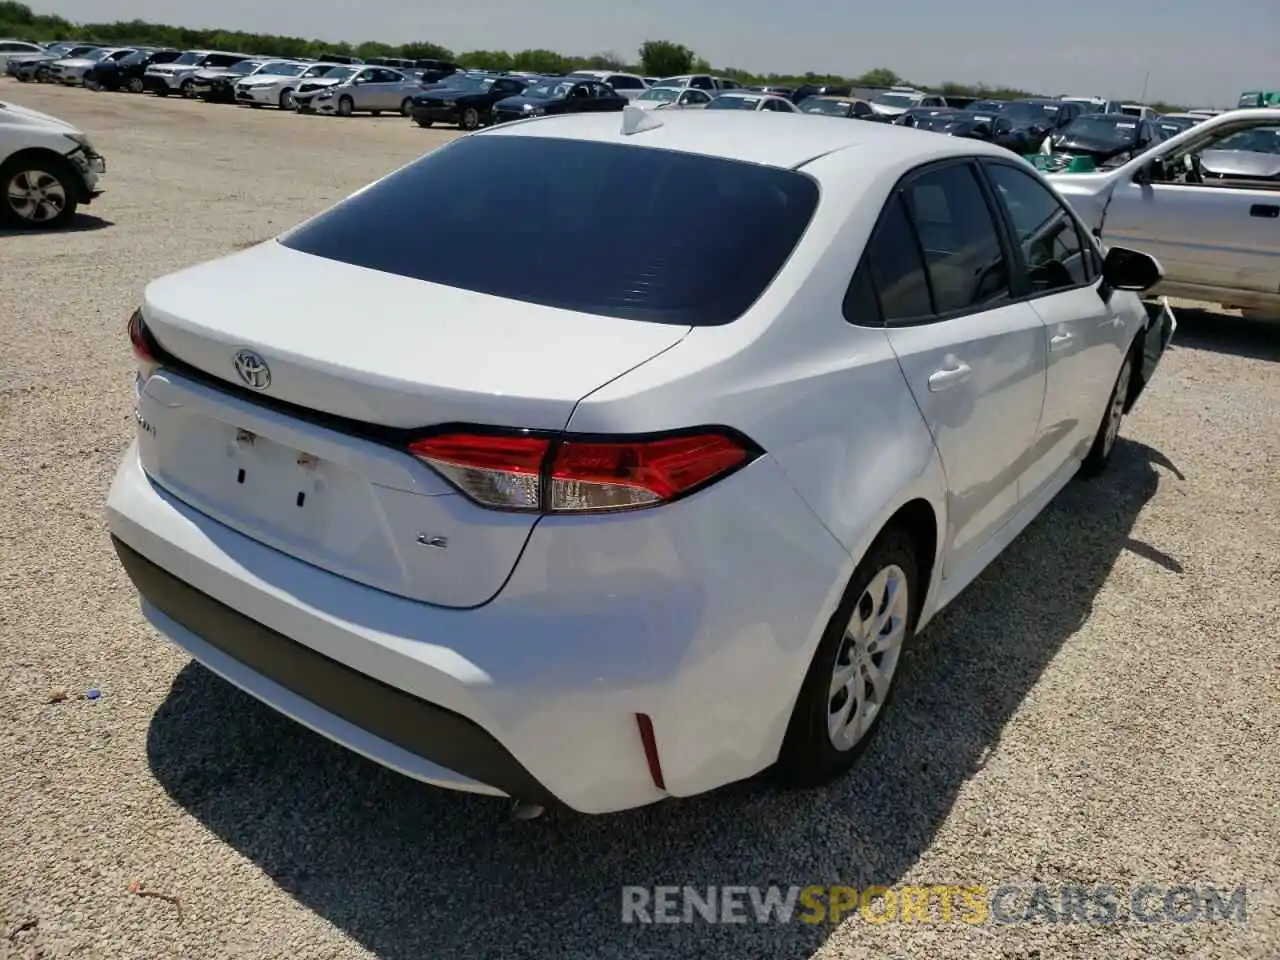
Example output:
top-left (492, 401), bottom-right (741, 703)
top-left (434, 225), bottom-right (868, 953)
top-left (927, 361), bottom-right (972, 392)
top-left (1250, 204), bottom-right (1279, 218)
top-left (1049, 331), bottom-right (1074, 351)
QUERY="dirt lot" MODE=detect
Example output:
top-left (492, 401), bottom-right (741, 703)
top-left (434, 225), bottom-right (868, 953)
top-left (1, 81), bottom-right (1278, 960)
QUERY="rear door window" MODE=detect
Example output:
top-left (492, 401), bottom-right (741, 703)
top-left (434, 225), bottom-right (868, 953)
top-left (281, 135), bottom-right (820, 326)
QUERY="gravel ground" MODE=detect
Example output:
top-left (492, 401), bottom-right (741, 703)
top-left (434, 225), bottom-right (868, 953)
top-left (1, 82), bottom-right (1278, 960)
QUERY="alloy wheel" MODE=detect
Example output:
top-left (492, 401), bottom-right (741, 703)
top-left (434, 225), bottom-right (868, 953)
top-left (6, 169), bottom-right (67, 224)
top-left (127, 77), bottom-right (144, 93)
top-left (280, 89), bottom-right (295, 110)
top-left (1102, 356), bottom-right (1132, 457)
top-left (827, 563), bottom-right (909, 751)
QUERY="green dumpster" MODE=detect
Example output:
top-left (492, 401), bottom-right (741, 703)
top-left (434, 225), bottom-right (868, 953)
top-left (1024, 153), bottom-right (1097, 173)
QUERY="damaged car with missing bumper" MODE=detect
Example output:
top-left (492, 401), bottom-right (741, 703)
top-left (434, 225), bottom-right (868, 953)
top-left (1051, 108), bottom-right (1280, 319)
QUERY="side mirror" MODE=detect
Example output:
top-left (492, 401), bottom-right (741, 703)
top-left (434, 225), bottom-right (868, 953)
top-left (1102, 246), bottom-right (1162, 292)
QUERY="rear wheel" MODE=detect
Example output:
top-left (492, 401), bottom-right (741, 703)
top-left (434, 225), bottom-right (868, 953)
top-left (0, 153), bottom-right (80, 229)
top-left (776, 528), bottom-right (919, 786)
top-left (337, 95), bottom-right (354, 117)
top-left (460, 107), bottom-right (481, 131)
top-left (400, 97), bottom-right (413, 117)
top-left (34, 65), bottom-right (50, 82)
top-left (179, 78), bottom-right (195, 98)
top-left (279, 88), bottom-right (295, 110)
top-left (126, 76), bottom-right (144, 93)
top-left (1080, 349), bottom-right (1134, 476)
top-left (415, 118), bottom-right (433, 128)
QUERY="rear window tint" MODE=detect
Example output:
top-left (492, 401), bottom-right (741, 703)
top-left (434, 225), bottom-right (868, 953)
top-left (281, 135), bottom-right (819, 326)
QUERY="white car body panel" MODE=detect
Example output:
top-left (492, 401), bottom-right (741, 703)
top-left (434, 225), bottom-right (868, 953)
top-left (235, 64), bottom-right (332, 107)
top-left (107, 112), bottom-right (1164, 813)
top-left (0, 40), bottom-right (45, 71)
top-left (0, 100), bottom-right (104, 195)
top-left (1051, 108), bottom-right (1280, 311)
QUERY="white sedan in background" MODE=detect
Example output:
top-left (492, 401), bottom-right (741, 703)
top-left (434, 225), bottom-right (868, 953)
top-left (235, 62), bottom-right (343, 110)
top-left (50, 46), bottom-right (135, 86)
top-left (630, 86), bottom-right (713, 111)
top-left (107, 111), bottom-right (1172, 816)
top-left (705, 91), bottom-right (799, 112)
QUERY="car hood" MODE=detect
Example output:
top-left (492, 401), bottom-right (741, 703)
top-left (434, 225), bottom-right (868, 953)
top-left (52, 57), bottom-right (96, 68)
top-left (870, 103), bottom-right (912, 116)
top-left (0, 100), bottom-right (82, 134)
top-left (496, 94), bottom-right (563, 110)
top-left (1198, 149), bottom-right (1280, 180)
top-left (1051, 135), bottom-right (1134, 161)
top-left (420, 89), bottom-right (485, 102)
top-left (297, 77), bottom-right (343, 91)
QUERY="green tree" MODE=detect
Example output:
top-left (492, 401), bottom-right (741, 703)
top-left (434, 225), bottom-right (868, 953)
top-left (639, 40), bottom-right (694, 77)
top-left (400, 41), bottom-right (454, 61)
top-left (854, 67), bottom-right (901, 88)
top-left (510, 48), bottom-right (571, 73)
top-left (459, 49), bottom-right (514, 70)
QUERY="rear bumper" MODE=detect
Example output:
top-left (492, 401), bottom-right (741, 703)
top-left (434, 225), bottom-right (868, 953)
top-left (106, 438), bottom-right (848, 813)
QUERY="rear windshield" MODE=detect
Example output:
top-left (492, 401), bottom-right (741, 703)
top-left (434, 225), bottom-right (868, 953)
top-left (280, 135), bottom-right (819, 326)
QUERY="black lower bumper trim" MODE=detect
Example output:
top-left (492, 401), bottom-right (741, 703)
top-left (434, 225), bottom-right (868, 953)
top-left (112, 536), bottom-right (553, 804)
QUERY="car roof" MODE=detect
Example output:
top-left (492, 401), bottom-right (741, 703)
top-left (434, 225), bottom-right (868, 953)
top-left (475, 110), bottom-right (1018, 170)
top-left (809, 96), bottom-right (867, 103)
top-left (1086, 113), bottom-right (1144, 121)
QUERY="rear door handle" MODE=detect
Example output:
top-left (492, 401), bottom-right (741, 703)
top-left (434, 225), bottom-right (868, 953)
top-left (927, 361), bottom-right (972, 392)
top-left (1250, 204), bottom-right (1279, 218)
top-left (1049, 332), bottom-right (1074, 351)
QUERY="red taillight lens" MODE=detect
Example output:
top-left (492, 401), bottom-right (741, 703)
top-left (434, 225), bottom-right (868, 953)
top-left (127, 309), bottom-right (154, 363)
top-left (408, 433), bottom-right (550, 510)
top-left (408, 429), bottom-right (758, 514)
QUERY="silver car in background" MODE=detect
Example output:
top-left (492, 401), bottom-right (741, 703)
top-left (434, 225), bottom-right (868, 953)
top-left (630, 86), bottom-right (713, 111)
top-left (294, 66), bottom-right (423, 117)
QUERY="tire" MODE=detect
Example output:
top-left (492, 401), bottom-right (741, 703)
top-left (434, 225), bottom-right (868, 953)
top-left (460, 107), bottom-right (481, 131)
top-left (1080, 348), bottom-right (1135, 477)
top-left (415, 118), bottom-right (433, 128)
top-left (0, 153), bottom-right (80, 230)
top-left (34, 65), bottom-right (50, 82)
top-left (775, 527), bottom-right (920, 787)
top-left (126, 76), bottom-right (144, 94)
top-left (154, 86), bottom-right (169, 97)
top-left (371, 110), bottom-right (381, 117)
top-left (337, 95), bottom-right (354, 117)
top-left (179, 78), bottom-right (194, 98)
top-left (400, 97), bottom-right (413, 117)
top-left (278, 88), bottom-right (295, 111)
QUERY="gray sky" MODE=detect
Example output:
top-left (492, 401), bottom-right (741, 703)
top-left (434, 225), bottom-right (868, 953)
top-left (36, 0), bottom-right (1273, 106)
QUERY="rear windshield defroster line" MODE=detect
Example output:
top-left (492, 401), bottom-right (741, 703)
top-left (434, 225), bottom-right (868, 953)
top-left (280, 135), bottom-right (820, 326)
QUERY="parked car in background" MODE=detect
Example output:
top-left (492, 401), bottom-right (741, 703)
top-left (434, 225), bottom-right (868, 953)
top-left (968, 99), bottom-right (1008, 117)
top-left (1236, 91), bottom-right (1280, 109)
top-left (492, 78), bottom-right (628, 122)
top-left (145, 50), bottom-right (251, 97)
top-left (293, 67), bottom-right (424, 117)
top-left (798, 95), bottom-right (874, 119)
top-left (1186, 108), bottom-right (1225, 118)
top-left (412, 73), bottom-right (533, 129)
top-left (107, 112), bottom-right (1171, 816)
top-left (92, 47), bottom-right (180, 92)
top-left (316, 53), bottom-right (362, 65)
top-left (1120, 104), bottom-right (1159, 121)
top-left (1045, 113), bottom-right (1162, 167)
top-left (869, 87), bottom-right (947, 118)
top-left (894, 106), bottom-right (963, 128)
top-left (566, 70), bottom-right (649, 100)
top-left (1060, 96), bottom-right (1124, 114)
top-left (198, 59), bottom-right (304, 103)
top-left (236, 63), bottom-right (341, 110)
top-left (629, 86), bottom-right (713, 111)
top-left (412, 59), bottom-right (460, 84)
top-left (0, 99), bottom-right (105, 228)
top-left (994, 98), bottom-right (1084, 151)
top-left (0, 39), bottom-right (45, 72)
top-left (753, 85), bottom-right (795, 98)
top-left (705, 91), bottom-right (799, 112)
top-left (652, 74), bottom-right (723, 92)
top-left (50, 46), bottom-right (136, 86)
top-left (941, 95), bottom-right (978, 110)
top-left (12, 43), bottom-right (97, 82)
top-left (791, 83), bottom-right (852, 103)
top-left (1155, 113), bottom-right (1202, 138)
top-left (1051, 108), bottom-right (1280, 317)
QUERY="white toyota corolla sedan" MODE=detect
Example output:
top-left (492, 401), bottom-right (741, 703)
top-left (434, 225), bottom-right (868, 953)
top-left (107, 109), bottom-right (1174, 815)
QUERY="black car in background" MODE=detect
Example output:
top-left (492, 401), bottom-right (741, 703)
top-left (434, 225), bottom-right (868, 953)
top-left (413, 73), bottom-right (533, 130)
top-left (995, 98), bottom-right (1084, 151)
top-left (413, 58), bottom-right (460, 84)
top-left (85, 46), bottom-right (163, 91)
top-left (1046, 113), bottom-right (1162, 167)
top-left (791, 83), bottom-right (851, 104)
top-left (798, 96), bottom-right (874, 119)
top-left (894, 106), bottom-right (964, 128)
top-left (491, 78), bottom-right (627, 123)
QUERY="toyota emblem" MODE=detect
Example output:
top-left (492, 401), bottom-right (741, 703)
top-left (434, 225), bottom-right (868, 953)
top-left (233, 349), bottom-right (271, 390)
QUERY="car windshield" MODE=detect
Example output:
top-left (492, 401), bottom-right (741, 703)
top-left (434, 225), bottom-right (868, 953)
top-left (77, 48), bottom-right (110, 62)
top-left (1003, 100), bottom-right (1059, 122)
top-left (969, 100), bottom-right (1006, 114)
top-left (1157, 116), bottom-right (1195, 136)
top-left (638, 87), bottom-right (679, 102)
top-left (802, 98), bottom-right (851, 115)
top-left (171, 52), bottom-right (202, 65)
top-left (525, 80), bottom-right (573, 99)
top-left (1061, 116), bottom-right (1138, 142)
top-left (451, 76), bottom-right (494, 94)
top-left (874, 93), bottom-right (919, 108)
top-left (281, 135), bottom-right (820, 327)
top-left (707, 95), bottom-right (760, 110)
top-left (227, 60), bottom-right (263, 75)
top-left (257, 61), bottom-right (299, 75)
top-left (323, 67), bottom-right (357, 81)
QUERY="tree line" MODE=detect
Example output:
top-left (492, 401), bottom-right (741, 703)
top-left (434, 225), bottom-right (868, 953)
top-left (0, 2), bottom-right (1184, 110)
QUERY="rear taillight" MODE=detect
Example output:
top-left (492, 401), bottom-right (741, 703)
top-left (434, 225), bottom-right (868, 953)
top-left (408, 429), bottom-right (759, 514)
top-left (127, 309), bottom-right (161, 378)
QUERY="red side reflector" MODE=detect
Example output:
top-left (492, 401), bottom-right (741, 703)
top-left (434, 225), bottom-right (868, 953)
top-left (636, 713), bottom-right (666, 791)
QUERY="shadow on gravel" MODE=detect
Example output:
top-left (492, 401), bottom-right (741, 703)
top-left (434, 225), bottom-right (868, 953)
top-left (146, 438), bottom-right (1175, 960)
top-left (1170, 306), bottom-right (1280, 363)
top-left (0, 213), bottom-right (113, 238)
